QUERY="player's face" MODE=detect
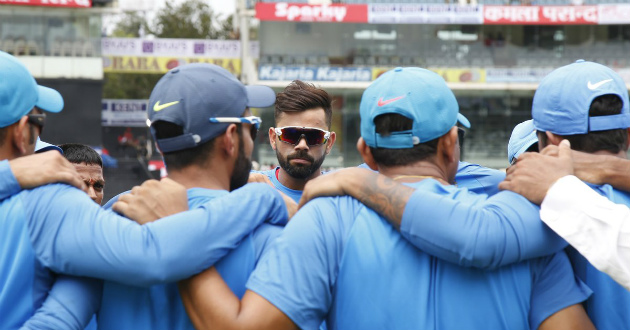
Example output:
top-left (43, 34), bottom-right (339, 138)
top-left (271, 108), bottom-right (332, 180)
top-left (74, 162), bottom-right (105, 205)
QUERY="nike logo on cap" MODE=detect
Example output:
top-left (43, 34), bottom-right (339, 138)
top-left (378, 95), bottom-right (406, 107)
top-left (587, 79), bottom-right (613, 90)
top-left (153, 100), bottom-right (180, 112)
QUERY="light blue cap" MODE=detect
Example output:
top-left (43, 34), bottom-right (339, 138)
top-left (149, 63), bottom-right (275, 153)
top-left (533, 60), bottom-right (630, 135)
top-left (360, 67), bottom-right (470, 149)
top-left (0, 51), bottom-right (63, 128)
top-left (35, 137), bottom-right (63, 154)
top-left (507, 120), bottom-right (538, 164)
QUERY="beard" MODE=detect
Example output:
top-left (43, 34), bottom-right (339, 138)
top-left (276, 148), bottom-right (326, 180)
top-left (229, 138), bottom-right (252, 191)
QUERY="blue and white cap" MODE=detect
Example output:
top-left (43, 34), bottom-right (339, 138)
top-left (35, 137), bottom-right (63, 154)
top-left (360, 67), bottom-right (470, 149)
top-left (507, 120), bottom-right (538, 164)
top-left (0, 51), bottom-right (63, 128)
top-left (148, 63), bottom-right (275, 153)
top-left (533, 60), bottom-right (630, 135)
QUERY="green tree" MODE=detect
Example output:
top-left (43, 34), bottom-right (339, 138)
top-left (103, 0), bottom-right (235, 99)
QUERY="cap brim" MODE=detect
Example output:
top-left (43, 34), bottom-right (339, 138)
top-left (457, 113), bottom-right (471, 128)
top-left (36, 85), bottom-right (64, 113)
top-left (35, 138), bottom-right (63, 154)
top-left (245, 85), bottom-right (276, 108)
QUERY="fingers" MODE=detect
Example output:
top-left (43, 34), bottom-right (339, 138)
top-left (558, 139), bottom-right (572, 161)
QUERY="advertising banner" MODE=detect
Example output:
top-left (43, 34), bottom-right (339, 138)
top-left (102, 38), bottom-right (259, 59)
top-left (485, 68), bottom-right (552, 83)
top-left (101, 99), bottom-right (148, 127)
top-left (484, 5), bottom-right (598, 25)
top-left (255, 2), bottom-right (368, 23)
top-left (103, 56), bottom-right (241, 75)
top-left (598, 4), bottom-right (630, 24)
top-left (259, 65), bottom-right (372, 82)
top-left (0, 0), bottom-right (90, 7)
top-left (431, 68), bottom-right (486, 83)
top-left (368, 4), bottom-right (483, 24)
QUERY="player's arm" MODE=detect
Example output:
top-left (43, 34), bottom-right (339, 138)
top-left (538, 304), bottom-right (594, 330)
top-left (572, 150), bottom-right (630, 192)
top-left (179, 268), bottom-right (297, 330)
top-left (21, 183), bottom-right (288, 286)
top-left (7, 152), bottom-right (85, 194)
top-left (20, 275), bottom-right (102, 330)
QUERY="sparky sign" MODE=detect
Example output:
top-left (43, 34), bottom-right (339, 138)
top-left (256, 3), bottom-right (368, 23)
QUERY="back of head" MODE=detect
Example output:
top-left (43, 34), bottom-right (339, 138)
top-left (0, 51), bottom-right (63, 147)
top-left (532, 60), bottom-right (630, 153)
top-left (275, 80), bottom-right (333, 128)
top-left (58, 143), bottom-right (102, 168)
top-left (147, 63), bottom-right (275, 170)
top-left (359, 67), bottom-right (469, 167)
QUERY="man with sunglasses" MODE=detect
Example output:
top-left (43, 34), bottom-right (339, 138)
top-left (0, 55), bottom-right (290, 329)
top-left (251, 80), bottom-right (336, 202)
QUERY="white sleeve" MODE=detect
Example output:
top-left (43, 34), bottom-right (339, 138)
top-left (541, 175), bottom-right (630, 290)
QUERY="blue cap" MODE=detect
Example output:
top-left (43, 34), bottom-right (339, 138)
top-left (360, 67), bottom-right (470, 149)
top-left (533, 60), bottom-right (630, 135)
top-left (0, 51), bottom-right (63, 128)
top-left (148, 63), bottom-right (275, 153)
top-left (35, 137), bottom-right (63, 154)
top-left (507, 120), bottom-right (538, 164)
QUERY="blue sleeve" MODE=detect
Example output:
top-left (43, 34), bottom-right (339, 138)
top-left (20, 275), bottom-right (102, 330)
top-left (401, 189), bottom-right (568, 269)
top-left (0, 160), bottom-right (21, 200)
top-left (20, 183), bottom-right (288, 287)
top-left (247, 197), bottom-right (360, 330)
top-left (455, 162), bottom-right (505, 196)
top-left (101, 191), bottom-right (128, 210)
top-left (529, 251), bottom-right (592, 330)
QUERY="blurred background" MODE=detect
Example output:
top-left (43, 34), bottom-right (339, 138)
top-left (2, 0), bottom-right (628, 200)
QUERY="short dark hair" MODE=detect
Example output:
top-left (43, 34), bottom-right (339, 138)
top-left (538, 94), bottom-right (628, 154)
top-left (369, 113), bottom-right (439, 167)
top-left (275, 80), bottom-right (333, 128)
top-left (58, 143), bottom-right (103, 168)
top-left (152, 121), bottom-right (217, 171)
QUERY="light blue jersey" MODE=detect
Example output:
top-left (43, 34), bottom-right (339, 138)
top-left (3, 182), bottom-right (287, 330)
top-left (455, 161), bottom-right (505, 196)
top-left (98, 188), bottom-right (283, 330)
top-left (253, 168), bottom-right (303, 203)
top-left (0, 160), bottom-right (20, 201)
top-left (247, 179), bottom-right (590, 330)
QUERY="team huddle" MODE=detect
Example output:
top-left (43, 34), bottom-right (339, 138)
top-left (2, 47), bottom-right (630, 330)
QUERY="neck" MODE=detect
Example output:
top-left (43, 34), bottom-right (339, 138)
top-left (378, 161), bottom-right (451, 185)
top-left (277, 166), bottom-right (322, 191)
top-left (167, 163), bottom-right (229, 190)
top-left (592, 149), bottom-right (628, 159)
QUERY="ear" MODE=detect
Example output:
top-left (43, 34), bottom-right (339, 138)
top-left (438, 126), bottom-right (459, 163)
top-left (269, 127), bottom-right (277, 150)
top-left (356, 137), bottom-right (378, 171)
top-left (324, 131), bottom-right (336, 155)
top-left (219, 124), bottom-right (239, 158)
top-left (546, 131), bottom-right (563, 146)
top-left (11, 116), bottom-right (30, 155)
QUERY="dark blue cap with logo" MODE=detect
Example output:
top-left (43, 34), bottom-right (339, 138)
top-left (148, 63), bottom-right (276, 153)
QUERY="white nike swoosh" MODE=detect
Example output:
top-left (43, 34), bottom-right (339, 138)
top-left (588, 79), bottom-right (613, 90)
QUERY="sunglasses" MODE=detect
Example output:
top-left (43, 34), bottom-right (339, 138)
top-left (209, 116), bottom-right (262, 139)
top-left (27, 113), bottom-right (46, 133)
top-left (274, 126), bottom-right (331, 146)
top-left (457, 127), bottom-right (466, 145)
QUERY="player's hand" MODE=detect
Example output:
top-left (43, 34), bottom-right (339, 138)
top-left (113, 178), bottom-right (188, 225)
top-left (248, 172), bottom-right (273, 186)
top-left (499, 140), bottom-right (574, 205)
top-left (299, 168), bottom-right (374, 209)
top-left (10, 151), bottom-right (86, 191)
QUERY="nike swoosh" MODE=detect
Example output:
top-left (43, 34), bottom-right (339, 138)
top-left (587, 79), bottom-right (613, 90)
top-left (378, 95), bottom-right (406, 107)
top-left (153, 100), bottom-right (180, 112)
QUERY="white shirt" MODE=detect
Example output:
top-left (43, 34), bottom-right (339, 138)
top-left (541, 175), bottom-right (630, 290)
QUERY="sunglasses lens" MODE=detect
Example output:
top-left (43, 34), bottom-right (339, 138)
top-left (250, 125), bottom-right (258, 139)
top-left (279, 127), bottom-right (327, 146)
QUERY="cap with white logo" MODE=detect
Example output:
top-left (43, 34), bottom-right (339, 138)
top-left (532, 60), bottom-right (630, 135)
top-left (360, 67), bottom-right (470, 149)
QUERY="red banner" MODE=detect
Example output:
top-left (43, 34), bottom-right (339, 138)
top-left (0, 0), bottom-right (91, 8)
top-left (484, 5), bottom-right (597, 25)
top-left (256, 2), bottom-right (368, 23)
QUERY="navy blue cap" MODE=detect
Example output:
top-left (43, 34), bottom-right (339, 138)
top-left (148, 64), bottom-right (275, 153)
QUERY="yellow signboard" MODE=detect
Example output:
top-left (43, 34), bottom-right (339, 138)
top-left (103, 56), bottom-right (242, 75)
